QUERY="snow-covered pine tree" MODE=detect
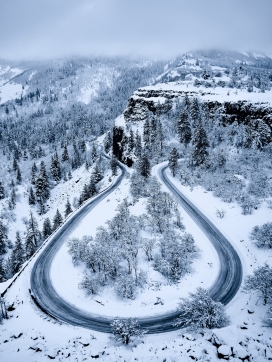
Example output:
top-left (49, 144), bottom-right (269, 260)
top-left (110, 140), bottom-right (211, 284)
top-left (79, 184), bottom-right (89, 205)
top-left (43, 218), bottom-right (52, 239)
top-left (91, 144), bottom-right (97, 162)
top-left (190, 97), bottom-right (201, 127)
top-left (143, 118), bottom-right (150, 151)
top-left (9, 188), bottom-right (16, 209)
top-left (139, 153), bottom-right (150, 178)
top-left (157, 119), bottom-right (165, 157)
top-left (92, 164), bottom-right (103, 183)
top-left (134, 130), bottom-right (142, 157)
top-left (28, 186), bottom-right (35, 205)
top-left (12, 157), bottom-right (18, 172)
top-left (0, 257), bottom-right (5, 282)
top-left (50, 152), bottom-right (61, 182)
top-left (53, 209), bottom-right (63, 231)
top-left (11, 231), bottom-right (24, 274)
top-left (177, 110), bottom-right (191, 146)
top-left (183, 93), bottom-right (191, 110)
top-left (61, 144), bottom-right (69, 162)
top-left (65, 199), bottom-right (73, 217)
top-left (168, 148), bottom-right (179, 177)
top-left (128, 129), bottom-right (134, 155)
top-left (111, 156), bottom-right (118, 176)
top-left (31, 162), bottom-right (37, 185)
top-left (25, 213), bottom-right (41, 259)
top-left (191, 119), bottom-right (209, 166)
top-left (88, 176), bottom-right (97, 197)
top-left (72, 142), bottom-right (81, 169)
top-left (0, 221), bottom-right (7, 255)
top-left (0, 181), bottom-right (5, 199)
top-left (16, 167), bottom-right (22, 184)
top-left (35, 161), bottom-right (50, 214)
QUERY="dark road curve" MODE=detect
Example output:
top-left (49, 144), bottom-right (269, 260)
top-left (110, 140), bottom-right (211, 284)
top-left (30, 162), bottom-right (242, 334)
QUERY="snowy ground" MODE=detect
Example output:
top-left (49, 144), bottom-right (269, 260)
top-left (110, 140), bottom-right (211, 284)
top-left (51, 168), bottom-right (219, 318)
top-left (1, 162), bottom-right (272, 361)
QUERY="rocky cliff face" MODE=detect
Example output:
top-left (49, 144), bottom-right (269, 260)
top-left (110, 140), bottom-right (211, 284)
top-left (113, 80), bottom-right (272, 165)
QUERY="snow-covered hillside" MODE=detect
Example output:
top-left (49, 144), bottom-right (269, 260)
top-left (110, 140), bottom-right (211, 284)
top-left (1, 50), bottom-right (272, 361)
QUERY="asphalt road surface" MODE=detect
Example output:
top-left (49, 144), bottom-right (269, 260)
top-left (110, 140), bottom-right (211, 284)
top-left (30, 163), bottom-right (242, 334)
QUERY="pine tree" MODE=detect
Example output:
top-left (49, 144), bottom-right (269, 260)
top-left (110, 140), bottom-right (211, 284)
top-left (183, 93), bottom-right (191, 110)
top-left (157, 119), bottom-right (165, 157)
top-left (31, 162), bottom-right (37, 185)
top-left (139, 154), bottom-right (150, 178)
top-left (134, 130), bottom-right (142, 157)
top-left (23, 150), bottom-right (28, 161)
top-left (128, 129), bottom-right (134, 154)
top-left (50, 152), bottom-right (61, 182)
top-left (0, 181), bottom-right (5, 199)
top-left (0, 257), bottom-right (5, 282)
top-left (111, 156), bottom-right (118, 176)
top-left (28, 186), bottom-right (35, 205)
top-left (53, 209), bottom-right (63, 231)
top-left (12, 157), bottom-right (18, 172)
top-left (91, 144), bottom-right (97, 162)
top-left (143, 119), bottom-right (150, 150)
top-left (92, 164), bottom-right (103, 183)
top-left (191, 120), bottom-right (209, 166)
top-left (168, 148), bottom-right (179, 177)
top-left (79, 139), bottom-right (86, 153)
top-left (42, 218), bottom-right (52, 239)
top-left (177, 110), bottom-right (191, 146)
top-left (190, 98), bottom-right (201, 126)
top-left (85, 160), bottom-right (89, 171)
top-left (65, 199), bottom-right (73, 217)
top-left (150, 118), bottom-right (157, 148)
top-left (11, 231), bottom-right (24, 274)
top-left (25, 213), bottom-right (41, 259)
top-left (61, 144), bottom-right (69, 162)
top-left (9, 188), bottom-right (17, 209)
top-left (35, 161), bottom-right (50, 214)
top-left (79, 184), bottom-right (89, 205)
top-left (16, 167), bottom-right (22, 184)
top-left (88, 176), bottom-right (97, 197)
top-left (72, 143), bottom-right (81, 169)
top-left (0, 221), bottom-right (7, 255)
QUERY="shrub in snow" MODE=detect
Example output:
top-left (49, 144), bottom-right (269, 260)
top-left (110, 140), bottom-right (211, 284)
top-left (154, 231), bottom-right (197, 282)
top-left (79, 274), bottom-right (101, 295)
top-left (110, 318), bottom-right (146, 345)
top-left (250, 222), bottom-right (272, 249)
top-left (114, 273), bottom-right (136, 299)
top-left (243, 264), bottom-right (272, 305)
top-left (174, 288), bottom-right (229, 331)
top-left (215, 208), bottom-right (226, 218)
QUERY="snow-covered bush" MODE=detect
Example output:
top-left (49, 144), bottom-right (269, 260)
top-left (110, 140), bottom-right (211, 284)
top-left (215, 208), bottom-right (226, 218)
top-left (110, 318), bottom-right (146, 345)
top-left (114, 273), bottom-right (137, 300)
top-left (250, 222), bottom-right (272, 249)
top-left (154, 231), bottom-right (197, 282)
top-left (174, 288), bottom-right (229, 331)
top-left (243, 264), bottom-right (272, 305)
top-left (79, 274), bottom-right (101, 295)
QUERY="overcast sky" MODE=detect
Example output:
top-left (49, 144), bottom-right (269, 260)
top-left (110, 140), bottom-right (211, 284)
top-left (0, 0), bottom-right (271, 60)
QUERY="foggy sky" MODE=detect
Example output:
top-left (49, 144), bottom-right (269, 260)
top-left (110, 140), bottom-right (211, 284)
top-left (0, 0), bottom-right (271, 60)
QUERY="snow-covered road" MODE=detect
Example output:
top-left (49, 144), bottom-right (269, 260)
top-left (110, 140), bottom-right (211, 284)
top-left (29, 161), bottom-right (242, 333)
